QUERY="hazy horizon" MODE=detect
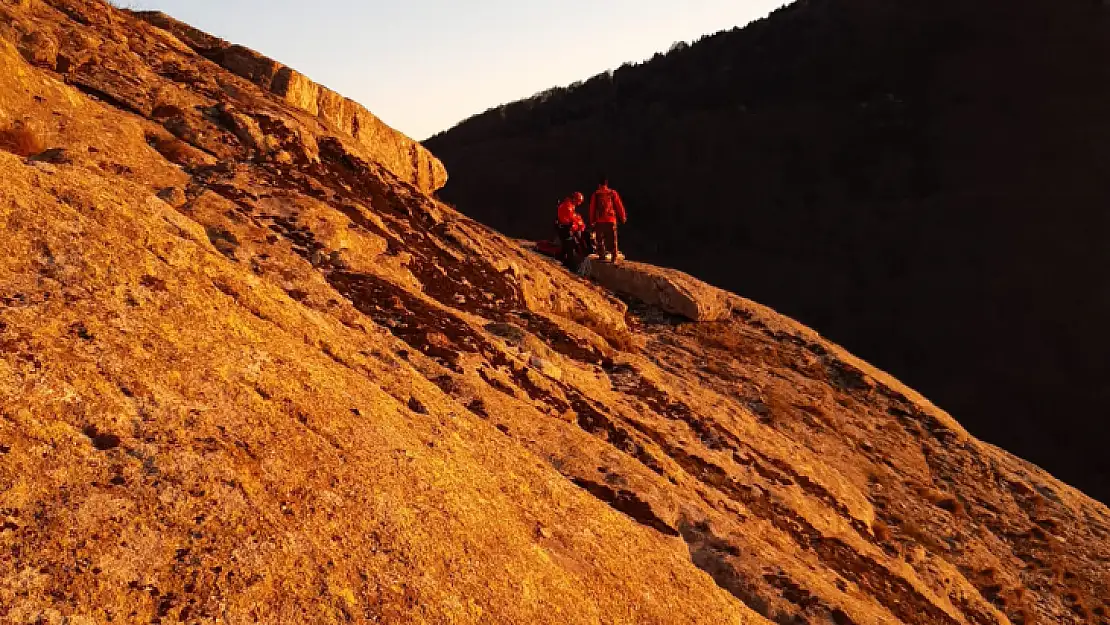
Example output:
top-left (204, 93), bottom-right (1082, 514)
top-left (123, 0), bottom-right (785, 140)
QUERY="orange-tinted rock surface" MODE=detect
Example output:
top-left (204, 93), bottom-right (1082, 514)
top-left (585, 259), bottom-right (737, 322)
top-left (1, 2), bottom-right (1109, 624)
top-left (134, 10), bottom-right (448, 195)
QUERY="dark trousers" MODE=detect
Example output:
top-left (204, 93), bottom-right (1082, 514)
top-left (557, 224), bottom-right (581, 269)
top-left (595, 222), bottom-right (618, 258)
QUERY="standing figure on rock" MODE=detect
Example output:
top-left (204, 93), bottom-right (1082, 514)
top-left (590, 177), bottom-right (627, 262)
top-left (556, 191), bottom-right (588, 269)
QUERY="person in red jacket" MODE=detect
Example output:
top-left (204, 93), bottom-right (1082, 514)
top-left (555, 192), bottom-right (586, 268)
top-left (589, 178), bottom-right (626, 262)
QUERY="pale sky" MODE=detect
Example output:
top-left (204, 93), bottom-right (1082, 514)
top-left (122, 1), bottom-right (785, 140)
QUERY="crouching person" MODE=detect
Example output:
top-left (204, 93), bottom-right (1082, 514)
top-left (556, 191), bottom-right (586, 269)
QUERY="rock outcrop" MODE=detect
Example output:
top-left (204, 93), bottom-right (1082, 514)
top-left (585, 259), bottom-right (735, 321)
top-left (133, 10), bottom-right (447, 193)
top-left (4, 3), bottom-right (447, 193)
top-left (2, 2), bottom-right (1109, 624)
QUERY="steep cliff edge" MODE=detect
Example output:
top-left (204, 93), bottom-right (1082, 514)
top-left (132, 10), bottom-right (447, 194)
top-left (1, 0), bottom-right (445, 193)
top-left (1, 2), bottom-right (1109, 624)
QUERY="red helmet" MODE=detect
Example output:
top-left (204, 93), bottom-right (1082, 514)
top-left (572, 192), bottom-right (584, 204)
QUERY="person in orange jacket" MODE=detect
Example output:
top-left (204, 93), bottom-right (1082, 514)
top-left (589, 178), bottom-right (626, 262)
top-left (555, 191), bottom-right (586, 268)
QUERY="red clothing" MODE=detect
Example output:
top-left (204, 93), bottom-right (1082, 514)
top-left (557, 198), bottom-right (585, 232)
top-left (557, 198), bottom-right (576, 224)
top-left (589, 186), bottom-right (626, 225)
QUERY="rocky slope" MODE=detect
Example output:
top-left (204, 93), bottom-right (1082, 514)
top-left (425, 0), bottom-right (1110, 504)
top-left (1, 1), bottom-right (1109, 624)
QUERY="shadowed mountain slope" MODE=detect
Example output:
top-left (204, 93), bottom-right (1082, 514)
top-left (1, 1), bottom-right (1109, 624)
top-left (426, 0), bottom-right (1110, 504)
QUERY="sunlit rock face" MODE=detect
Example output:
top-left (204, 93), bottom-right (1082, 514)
top-left (0, 2), bottom-right (1108, 624)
